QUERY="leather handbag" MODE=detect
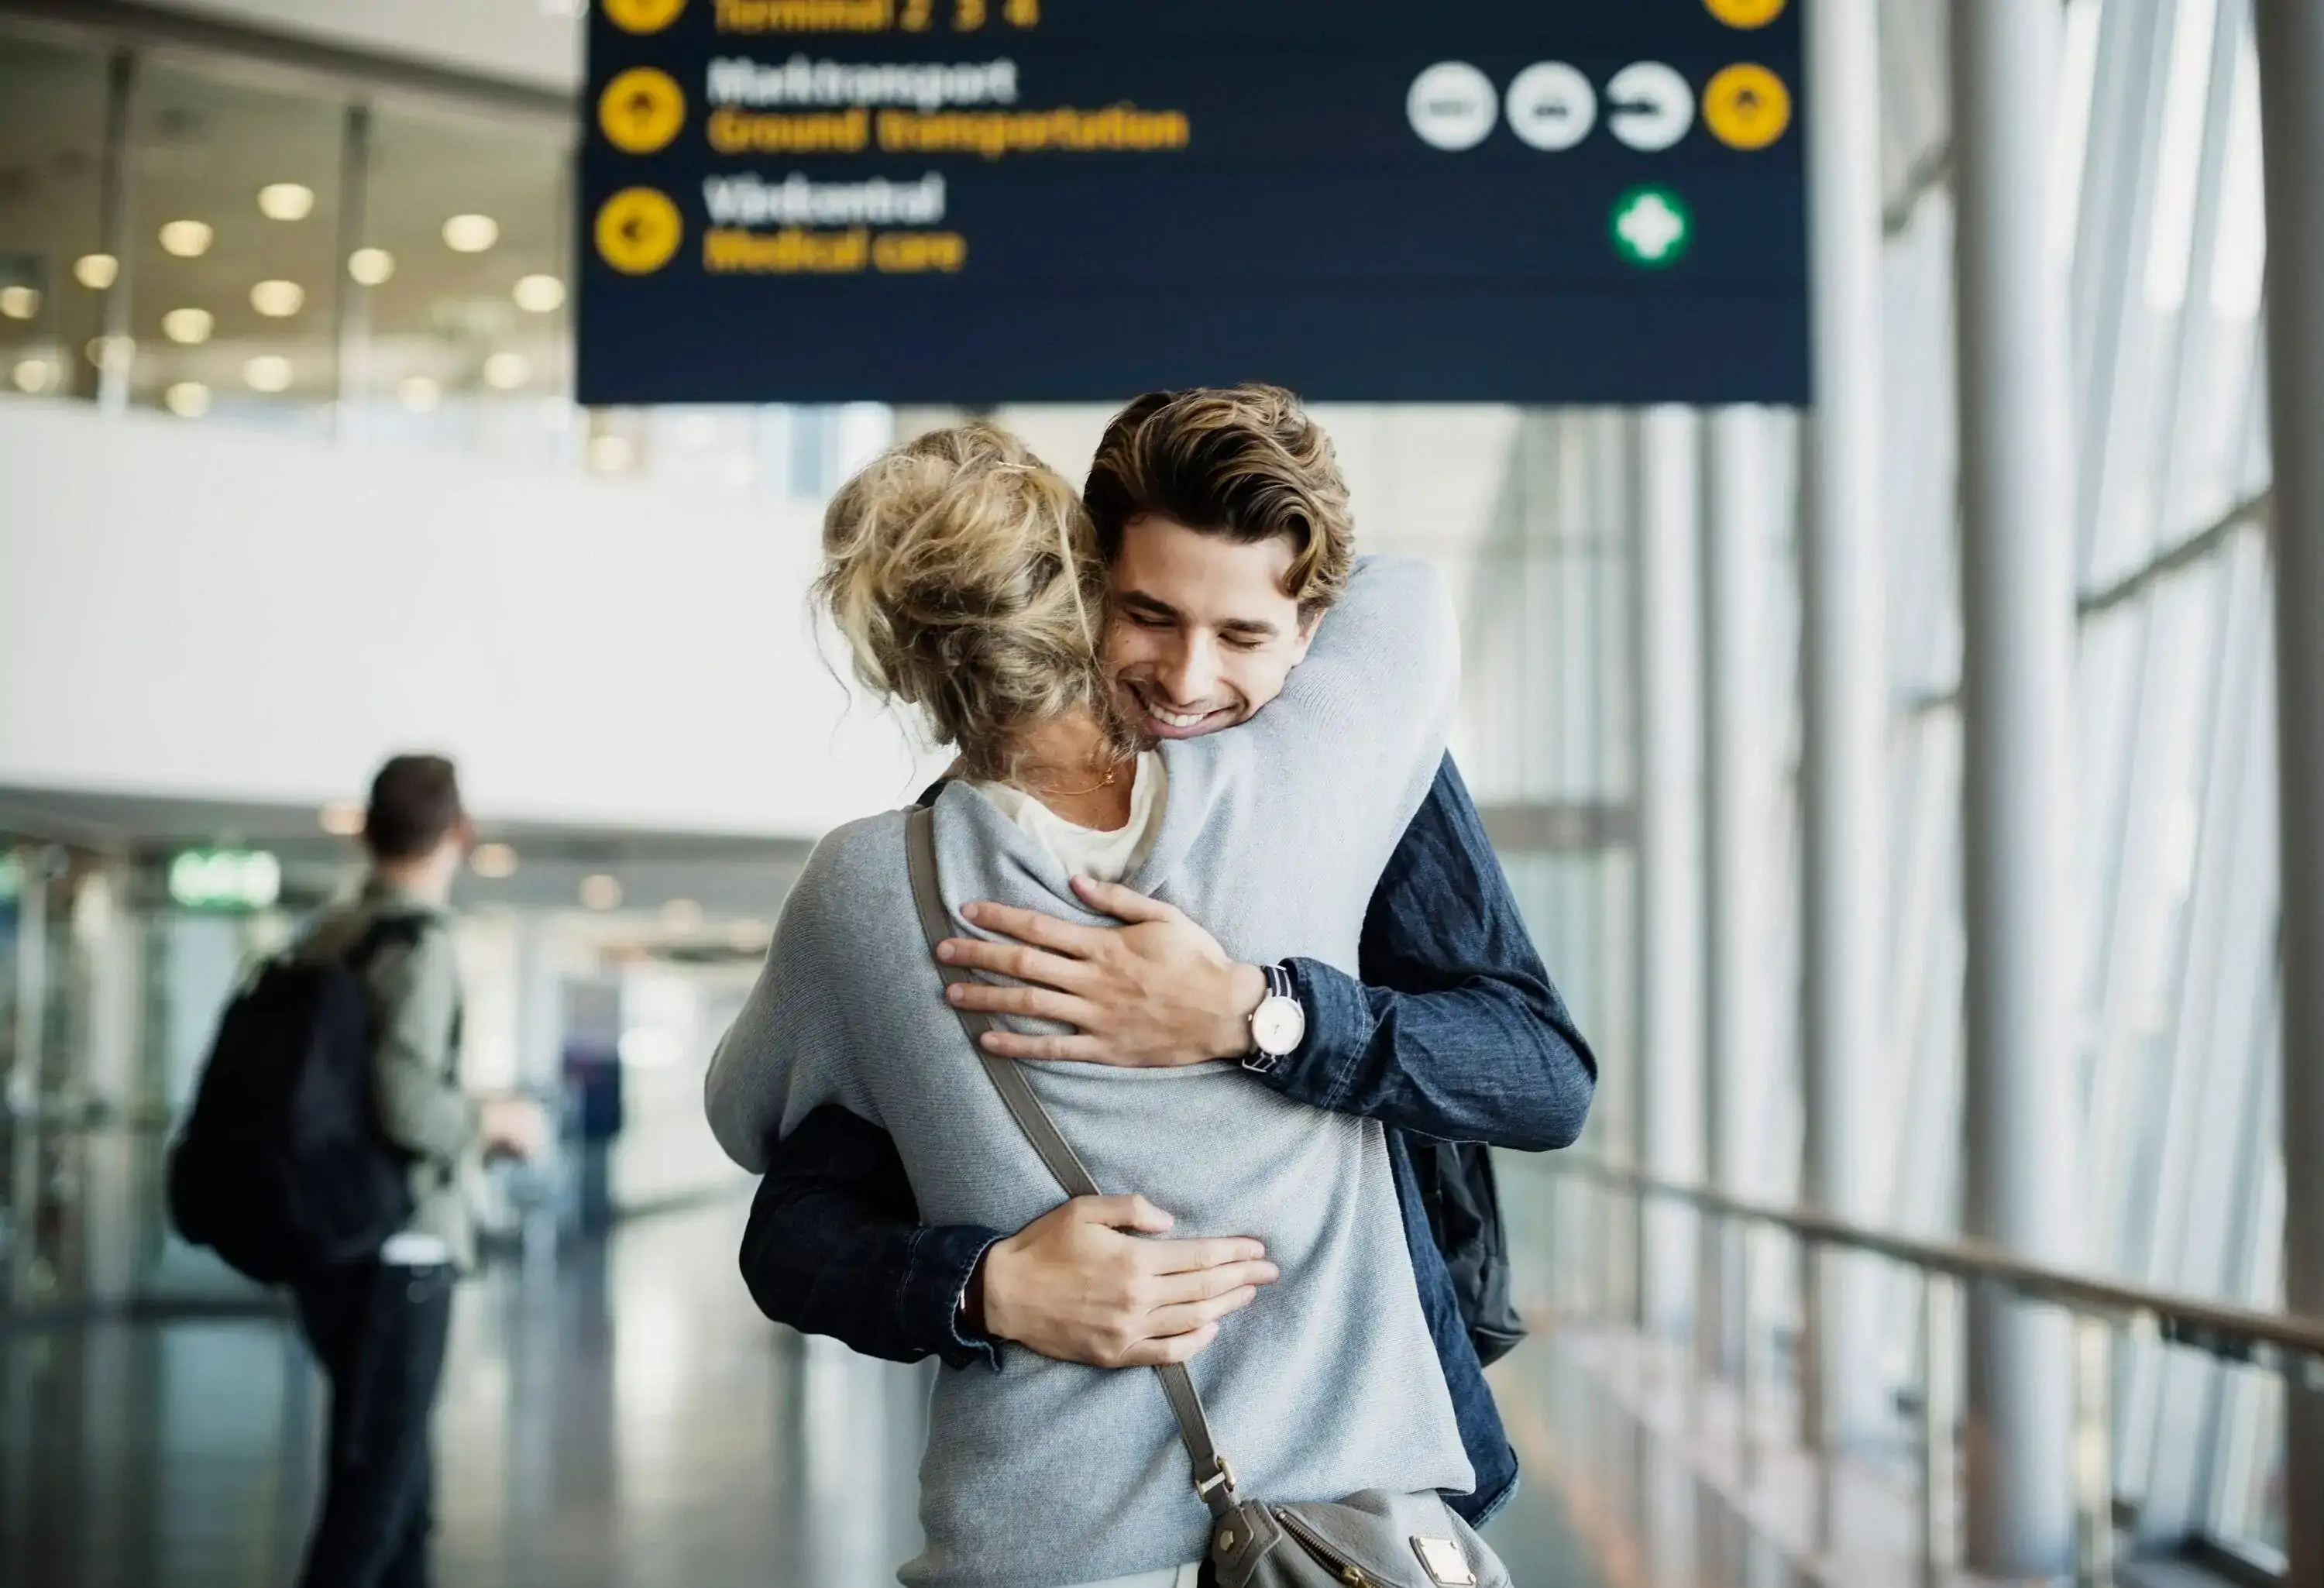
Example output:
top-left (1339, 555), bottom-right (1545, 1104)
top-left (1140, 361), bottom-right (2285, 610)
top-left (905, 806), bottom-right (1516, 1588)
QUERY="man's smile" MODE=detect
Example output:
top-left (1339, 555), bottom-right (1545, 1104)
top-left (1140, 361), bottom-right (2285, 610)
top-left (1126, 682), bottom-right (1237, 739)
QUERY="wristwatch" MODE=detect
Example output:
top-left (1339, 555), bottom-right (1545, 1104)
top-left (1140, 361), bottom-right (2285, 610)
top-left (1243, 963), bottom-right (1305, 1073)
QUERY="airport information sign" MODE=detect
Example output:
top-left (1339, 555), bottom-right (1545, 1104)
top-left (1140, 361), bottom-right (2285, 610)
top-left (578, 0), bottom-right (1808, 405)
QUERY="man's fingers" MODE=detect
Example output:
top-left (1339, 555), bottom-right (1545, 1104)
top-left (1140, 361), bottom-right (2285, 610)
top-left (1150, 1259), bottom-right (1280, 1306)
top-left (1145, 1287), bottom-right (1261, 1339)
top-left (1074, 1194), bottom-right (1175, 1234)
top-left (1068, 875), bottom-right (1177, 925)
top-left (1147, 1235), bottom-right (1268, 1275)
top-left (946, 979), bottom-right (1090, 1028)
top-left (938, 939), bottom-right (1095, 994)
top-left (978, 1029), bottom-right (1106, 1063)
top-left (955, 900), bottom-right (1103, 957)
top-left (1116, 1322), bottom-right (1220, 1367)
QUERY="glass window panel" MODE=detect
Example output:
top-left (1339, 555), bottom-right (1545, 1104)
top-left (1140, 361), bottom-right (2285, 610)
top-left (354, 99), bottom-right (572, 461)
top-left (2143, 0), bottom-right (2222, 313)
top-left (2210, 1112), bottom-right (2287, 1553)
top-left (125, 57), bottom-right (343, 435)
top-left (2216, 1368), bottom-right (2288, 1556)
top-left (2207, 33), bottom-right (2265, 325)
top-left (0, 28), bottom-right (110, 404)
top-left (2049, 0), bottom-right (2107, 265)
top-left (2074, 604), bottom-right (2144, 1033)
top-left (2085, 565), bottom-right (2223, 1279)
top-left (2169, 36), bottom-right (2265, 533)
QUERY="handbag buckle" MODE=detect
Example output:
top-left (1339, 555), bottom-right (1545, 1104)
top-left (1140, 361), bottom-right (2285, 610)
top-left (1193, 1457), bottom-right (1239, 1500)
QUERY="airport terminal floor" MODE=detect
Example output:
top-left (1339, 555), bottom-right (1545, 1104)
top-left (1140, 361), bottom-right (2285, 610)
top-left (0, 1201), bottom-right (1644, 1588)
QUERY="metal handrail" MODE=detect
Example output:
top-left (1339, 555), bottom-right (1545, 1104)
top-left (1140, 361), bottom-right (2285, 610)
top-left (1532, 1153), bottom-right (2324, 1384)
top-left (1522, 1152), bottom-right (2323, 1586)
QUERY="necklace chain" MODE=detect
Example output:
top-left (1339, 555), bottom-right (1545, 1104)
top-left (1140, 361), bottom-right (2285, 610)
top-left (1024, 756), bottom-right (1126, 800)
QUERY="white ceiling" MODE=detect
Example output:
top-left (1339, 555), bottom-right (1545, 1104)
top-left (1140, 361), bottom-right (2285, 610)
top-left (137, 0), bottom-right (583, 93)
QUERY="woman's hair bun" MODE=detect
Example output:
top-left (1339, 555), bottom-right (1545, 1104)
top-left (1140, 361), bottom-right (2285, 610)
top-left (816, 424), bottom-right (1122, 781)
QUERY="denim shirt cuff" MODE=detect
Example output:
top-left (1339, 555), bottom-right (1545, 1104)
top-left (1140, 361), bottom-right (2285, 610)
top-left (906, 1223), bottom-right (1008, 1371)
top-left (1269, 957), bottom-right (1372, 1113)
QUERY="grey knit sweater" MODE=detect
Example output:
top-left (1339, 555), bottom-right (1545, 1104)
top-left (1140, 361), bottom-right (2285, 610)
top-left (706, 558), bottom-right (1472, 1588)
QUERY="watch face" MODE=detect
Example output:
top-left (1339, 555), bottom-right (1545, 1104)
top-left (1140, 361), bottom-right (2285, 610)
top-left (1252, 995), bottom-right (1305, 1056)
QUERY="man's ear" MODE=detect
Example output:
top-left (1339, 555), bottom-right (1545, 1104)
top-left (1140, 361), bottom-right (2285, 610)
top-left (1289, 609), bottom-right (1322, 662)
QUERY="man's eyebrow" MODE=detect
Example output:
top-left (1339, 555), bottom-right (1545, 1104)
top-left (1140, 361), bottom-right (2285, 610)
top-left (1115, 589), bottom-right (1180, 618)
top-left (1219, 617), bottom-right (1281, 639)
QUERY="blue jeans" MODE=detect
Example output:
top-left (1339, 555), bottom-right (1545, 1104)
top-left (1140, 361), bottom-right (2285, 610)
top-left (292, 1260), bottom-right (456, 1588)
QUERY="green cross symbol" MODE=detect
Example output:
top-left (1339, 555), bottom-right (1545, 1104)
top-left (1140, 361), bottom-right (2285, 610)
top-left (1611, 185), bottom-right (1693, 269)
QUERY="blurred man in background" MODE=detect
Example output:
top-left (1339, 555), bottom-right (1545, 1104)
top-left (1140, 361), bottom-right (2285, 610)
top-left (290, 754), bottom-right (545, 1588)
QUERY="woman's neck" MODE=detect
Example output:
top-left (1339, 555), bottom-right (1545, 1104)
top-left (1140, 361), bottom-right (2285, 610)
top-left (999, 712), bottom-right (1135, 831)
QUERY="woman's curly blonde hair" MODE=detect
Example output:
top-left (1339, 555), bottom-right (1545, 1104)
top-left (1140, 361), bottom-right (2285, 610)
top-left (816, 423), bottom-right (1132, 783)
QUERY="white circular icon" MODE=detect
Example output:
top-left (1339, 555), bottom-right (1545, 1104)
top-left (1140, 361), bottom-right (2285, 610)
top-left (1407, 61), bottom-right (1498, 151)
top-left (1606, 61), bottom-right (1696, 151)
top-left (1505, 62), bottom-right (1597, 151)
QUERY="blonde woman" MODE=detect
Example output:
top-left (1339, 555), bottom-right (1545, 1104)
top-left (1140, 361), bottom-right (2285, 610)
top-left (706, 422), bottom-right (1469, 1588)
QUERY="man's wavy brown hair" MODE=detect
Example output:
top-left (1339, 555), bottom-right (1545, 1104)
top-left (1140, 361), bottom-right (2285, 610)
top-left (1082, 384), bottom-right (1354, 622)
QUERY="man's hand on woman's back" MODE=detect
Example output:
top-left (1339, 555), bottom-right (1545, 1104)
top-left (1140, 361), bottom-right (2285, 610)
top-left (973, 1194), bottom-right (1278, 1368)
top-left (937, 880), bottom-right (1267, 1067)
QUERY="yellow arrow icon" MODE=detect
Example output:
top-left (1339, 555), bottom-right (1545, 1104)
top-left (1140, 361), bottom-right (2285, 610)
top-left (1702, 64), bottom-right (1793, 151)
top-left (1703, 0), bottom-right (1787, 26)
top-left (600, 67), bottom-right (686, 155)
top-left (596, 188), bottom-right (684, 275)
top-left (603, 0), bottom-right (686, 34)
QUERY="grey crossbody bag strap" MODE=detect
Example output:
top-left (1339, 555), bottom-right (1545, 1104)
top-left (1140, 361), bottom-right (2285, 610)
top-left (904, 806), bottom-right (1242, 1515)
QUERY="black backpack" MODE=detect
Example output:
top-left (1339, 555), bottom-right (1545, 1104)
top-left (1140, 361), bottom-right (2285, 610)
top-left (1417, 1140), bottom-right (1527, 1366)
top-left (166, 916), bottom-right (425, 1283)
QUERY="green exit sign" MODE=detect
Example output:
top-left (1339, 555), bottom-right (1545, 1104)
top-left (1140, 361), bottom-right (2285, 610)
top-left (169, 849), bottom-right (281, 912)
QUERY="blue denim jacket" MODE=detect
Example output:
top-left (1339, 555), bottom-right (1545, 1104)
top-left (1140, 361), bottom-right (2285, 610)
top-left (739, 754), bottom-right (1597, 1524)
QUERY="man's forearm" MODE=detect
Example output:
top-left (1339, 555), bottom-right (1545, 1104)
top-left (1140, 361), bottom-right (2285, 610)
top-left (1258, 753), bottom-right (1598, 1147)
top-left (1270, 956), bottom-right (1595, 1149)
top-left (741, 1105), bottom-right (1003, 1370)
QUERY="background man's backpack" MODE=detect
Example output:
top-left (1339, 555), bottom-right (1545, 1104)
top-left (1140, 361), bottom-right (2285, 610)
top-left (166, 916), bottom-right (425, 1283)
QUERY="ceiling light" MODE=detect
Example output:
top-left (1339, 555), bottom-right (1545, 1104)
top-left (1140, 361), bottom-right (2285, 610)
top-left (483, 352), bottom-right (529, 390)
top-left (469, 842), bottom-right (519, 879)
top-left (398, 375), bottom-right (442, 413)
top-left (84, 335), bottom-right (135, 373)
top-left (0, 286), bottom-right (38, 319)
top-left (587, 433), bottom-right (634, 472)
top-left (164, 381), bottom-right (211, 418)
top-left (442, 213), bottom-right (500, 253)
top-left (660, 898), bottom-right (703, 932)
top-left (512, 273), bottom-right (566, 313)
top-left (159, 219), bottom-right (214, 258)
top-left (347, 247), bottom-right (395, 286)
top-left (74, 253), bottom-right (119, 290)
top-left (318, 800), bottom-right (365, 837)
top-left (249, 279), bottom-right (304, 317)
top-left (579, 874), bottom-right (623, 910)
top-left (162, 307), bottom-right (214, 345)
top-left (257, 183), bottom-right (315, 221)
top-left (244, 355), bottom-right (293, 394)
top-left (10, 359), bottom-right (56, 394)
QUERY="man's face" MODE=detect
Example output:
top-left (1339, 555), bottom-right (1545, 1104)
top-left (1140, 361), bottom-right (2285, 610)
top-left (1102, 514), bottom-right (1317, 742)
